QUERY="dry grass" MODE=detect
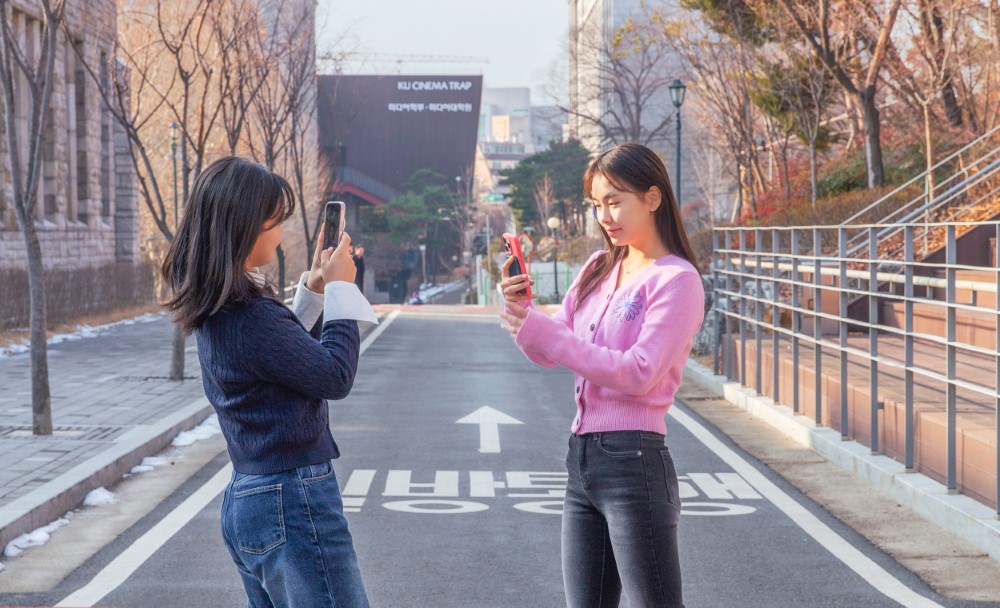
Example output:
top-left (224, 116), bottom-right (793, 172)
top-left (0, 303), bottom-right (163, 350)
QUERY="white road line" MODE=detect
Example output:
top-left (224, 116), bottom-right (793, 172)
top-left (361, 310), bottom-right (400, 354)
top-left (55, 464), bottom-right (233, 607)
top-left (56, 311), bottom-right (399, 607)
top-left (668, 404), bottom-right (944, 608)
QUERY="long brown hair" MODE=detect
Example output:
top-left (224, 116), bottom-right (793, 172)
top-left (575, 143), bottom-right (699, 308)
top-left (161, 156), bottom-right (295, 334)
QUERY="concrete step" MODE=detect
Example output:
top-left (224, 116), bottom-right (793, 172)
top-left (880, 298), bottom-right (996, 349)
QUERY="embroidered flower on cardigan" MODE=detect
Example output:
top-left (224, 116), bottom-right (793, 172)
top-left (614, 290), bottom-right (644, 322)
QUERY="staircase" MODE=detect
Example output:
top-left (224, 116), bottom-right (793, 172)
top-left (839, 125), bottom-right (1000, 347)
top-left (841, 124), bottom-right (1000, 270)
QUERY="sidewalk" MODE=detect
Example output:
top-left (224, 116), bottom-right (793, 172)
top-left (0, 314), bottom-right (208, 550)
top-left (0, 312), bottom-right (385, 551)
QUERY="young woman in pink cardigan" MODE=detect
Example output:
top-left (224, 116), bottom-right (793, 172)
top-left (500, 143), bottom-right (704, 608)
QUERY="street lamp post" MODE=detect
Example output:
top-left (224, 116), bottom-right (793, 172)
top-left (170, 122), bottom-right (179, 232)
top-left (669, 79), bottom-right (686, 209)
top-left (547, 216), bottom-right (561, 301)
top-left (418, 243), bottom-right (427, 292)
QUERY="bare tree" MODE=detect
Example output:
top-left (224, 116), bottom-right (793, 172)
top-left (0, 0), bottom-right (66, 434)
top-left (776, 0), bottom-right (903, 188)
top-left (949, 1), bottom-right (1000, 135)
top-left (566, 10), bottom-right (679, 150)
top-left (76, 0), bottom-right (245, 380)
top-left (914, 0), bottom-right (965, 127)
top-left (674, 22), bottom-right (766, 219)
top-left (904, 0), bottom-right (964, 199)
top-left (218, 0), bottom-right (272, 155)
top-left (775, 50), bottom-right (836, 206)
top-left (533, 174), bottom-right (554, 229)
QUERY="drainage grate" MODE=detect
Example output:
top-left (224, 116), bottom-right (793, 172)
top-left (0, 425), bottom-right (124, 441)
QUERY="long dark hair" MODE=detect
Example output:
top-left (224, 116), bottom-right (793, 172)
top-left (575, 143), bottom-right (699, 308)
top-left (162, 156), bottom-right (295, 334)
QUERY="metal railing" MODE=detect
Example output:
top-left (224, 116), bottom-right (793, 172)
top-left (839, 125), bottom-right (1000, 264)
top-left (842, 123), bottom-right (1000, 227)
top-left (711, 222), bottom-right (1000, 514)
top-left (845, 157), bottom-right (1000, 265)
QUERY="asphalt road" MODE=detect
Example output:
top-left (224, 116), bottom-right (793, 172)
top-left (1, 309), bottom-right (984, 608)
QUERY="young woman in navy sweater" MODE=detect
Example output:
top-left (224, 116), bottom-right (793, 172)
top-left (162, 156), bottom-right (377, 607)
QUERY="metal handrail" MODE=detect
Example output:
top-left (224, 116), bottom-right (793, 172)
top-left (841, 123), bottom-right (1000, 225)
top-left (711, 221), bottom-right (1000, 516)
top-left (843, 156), bottom-right (1000, 259)
top-left (728, 256), bottom-right (998, 295)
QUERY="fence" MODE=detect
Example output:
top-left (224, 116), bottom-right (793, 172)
top-left (712, 222), bottom-right (1000, 513)
top-left (0, 262), bottom-right (157, 331)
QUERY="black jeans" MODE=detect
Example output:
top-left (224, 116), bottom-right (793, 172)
top-left (563, 431), bottom-right (684, 608)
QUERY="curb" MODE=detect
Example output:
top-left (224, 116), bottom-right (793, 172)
top-left (0, 314), bottom-right (389, 551)
top-left (682, 359), bottom-right (1000, 561)
top-left (0, 397), bottom-right (213, 550)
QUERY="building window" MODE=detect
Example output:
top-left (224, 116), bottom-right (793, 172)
top-left (99, 51), bottom-right (112, 222)
top-left (14, 12), bottom-right (45, 223)
top-left (66, 38), bottom-right (79, 222)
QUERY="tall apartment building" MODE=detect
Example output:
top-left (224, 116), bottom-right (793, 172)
top-left (478, 87), bottom-right (567, 196)
top-left (568, 0), bottom-right (733, 218)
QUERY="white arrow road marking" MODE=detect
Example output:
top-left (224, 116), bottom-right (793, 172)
top-left (456, 406), bottom-right (524, 453)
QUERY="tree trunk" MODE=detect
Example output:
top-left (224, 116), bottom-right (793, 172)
top-left (277, 245), bottom-right (286, 295)
top-left (858, 88), bottom-right (886, 188)
top-left (940, 72), bottom-right (963, 127)
top-left (734, 158), bottom-right (745, 223)
top-left (170, 137), bottom-right (191, 380)
top-left (780, 142), bottom-right (791, 200)
top-left (922, 102), bottom-right (937, 203)
top-left (169, 323), bottom-right (186, 381)
top-left (844, 91), bottom-right (860, 150)
top-left (809, 141), bottom-right (819, 208)
top-left (22, 217), bottom-right (52, 435)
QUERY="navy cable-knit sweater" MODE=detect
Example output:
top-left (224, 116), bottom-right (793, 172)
top-left (196, 295), bottom-right (360, 474)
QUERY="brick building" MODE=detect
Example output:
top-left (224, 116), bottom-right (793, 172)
top-left (0, 0), bottom-right (145, 330)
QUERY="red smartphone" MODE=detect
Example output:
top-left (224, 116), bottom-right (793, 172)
top-left (502, 232), bottom-right (532, 298)
top-left (322, 201), bottom-right (346, 250)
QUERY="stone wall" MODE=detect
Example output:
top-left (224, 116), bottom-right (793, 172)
top-left (0, 0), bottom-right (145, 327)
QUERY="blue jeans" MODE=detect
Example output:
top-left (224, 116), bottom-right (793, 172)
top-left (563, 431), bottom-right (684, 608)
top-left (221, 461), bottom-right (369, 608)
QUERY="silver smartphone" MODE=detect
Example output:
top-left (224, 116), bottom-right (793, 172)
top-left (322, 201), bottom-right (346, 250)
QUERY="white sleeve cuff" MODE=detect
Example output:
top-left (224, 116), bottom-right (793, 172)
top-left (291, 272), bottom-right (324, 329)
top-left (324, 281), bottom-right (379, 324)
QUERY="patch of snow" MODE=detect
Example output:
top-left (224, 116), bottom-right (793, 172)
top-left (3, 517), bottom-right (70, 558)
top-left (128, 455), bottom-right (173, 475)
top-left (0, 312), bottom-right (166, 359)
top-left (83, 487), bottom-right (116, 507)
top-left (171, 415), bottom-right (221, 447)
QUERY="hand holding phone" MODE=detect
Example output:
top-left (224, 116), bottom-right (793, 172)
top-left (321, 231), bottom-right (357, 285)
top-left (501, 232), bottom-right (533, 300)
top-left (323, 201), bottom-right (346, 251)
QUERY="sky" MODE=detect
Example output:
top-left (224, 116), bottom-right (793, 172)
top-left (316, 1), bottom-right (569, 104)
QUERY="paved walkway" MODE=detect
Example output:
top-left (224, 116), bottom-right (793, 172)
top-left (0, 315), bottom-right (205, 508)
top-left (0, 311), bottom-right (390, 550)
